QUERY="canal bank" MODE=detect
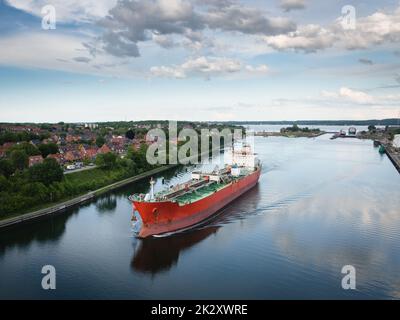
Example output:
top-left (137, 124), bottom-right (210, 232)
top-left (0, 164), bottom-right (179, 229)
top-left (383, 146), bottom-right (400, 173)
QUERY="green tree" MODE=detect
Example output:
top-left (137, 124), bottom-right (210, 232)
top-left (125, 129), bottom-right (135, 140)
top-left (96, 152), bottom-right (117, 169)
top-left (38, 143), bottom-right (59, 158)
top-left (127, 145), bottom-right (150, 170)
top-left (0, 174), bottom-right (10, 192)
top-left (0, 159), bottom-right (15, 178)
top-left (368, 125), bottom-right (377, 132)
top-left (96, 136), bottom-right (106, 147)
top-left (10, 150), bottom-right (28, 170)
top-left (21, 182), bottom-right (49, 202)
top-left (28, 158), bottom-right (63, 186)
top-left (8, 142), bottom-right (40, 157)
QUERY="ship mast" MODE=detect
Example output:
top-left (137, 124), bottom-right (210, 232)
top-left (150, 177), bottom-right (155, 200)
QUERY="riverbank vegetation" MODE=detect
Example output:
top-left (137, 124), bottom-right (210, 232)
top-left (0, 145), bottom-right (153, 219)
top-left (280, 124), bottom-right (321, 134)
top-left (358, 126), bottom-right (400, 141)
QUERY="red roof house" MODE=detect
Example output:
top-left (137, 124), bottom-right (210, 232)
top-left (29, 155), bottom-right (44, 167)
top-left (98, 144), bottom-right (111, 154)
top-left (47, 153), bottom-right (64, 164)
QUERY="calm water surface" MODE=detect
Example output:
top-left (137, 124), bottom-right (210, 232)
top-left (0, 135), bottom-right (399, 299)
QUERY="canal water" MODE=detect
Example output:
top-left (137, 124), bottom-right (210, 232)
top-left (0, 135), bottom-right (399, 299)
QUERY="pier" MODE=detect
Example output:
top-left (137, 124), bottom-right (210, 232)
top-left (386, 147), bottom-right (400, 173)
top-left (382, 145), bottom-right (400, 174)
top-left (371, 140), bottom-right (400, 174)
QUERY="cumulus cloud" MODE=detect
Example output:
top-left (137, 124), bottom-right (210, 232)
top-left (150, 56), bottom-right (269, 79)
top-left (322, 87), bottom-right (374, 104)
top-left (264, 24), bottom-right (334, 52)
top-left (338, 87), bottom-right (375, 104)
top-left (264, 5), bottom-right (400, 53)
top-left (321, 87), bottom-right (400, 106)
top-left (280, 0), bottom-right (306, 12)
top-left (97, 0), bottom-right (296, 57)
top-left (204, 4), bottom-right (295, 35)
top-left (97, 0), bottom-right (203, 57)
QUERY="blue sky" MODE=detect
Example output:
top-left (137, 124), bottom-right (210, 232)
top-left (0, 0), bottom-right (399, 122)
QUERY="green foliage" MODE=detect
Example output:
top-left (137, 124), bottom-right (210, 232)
top-left (127, 145), bottom-right (151, 170)
top-left (10, 150), bottom-right (28, 170)
top-left (125, 129), bottom-right (135, 140)
top-left (0, 175), bottom-right (9, 192)
top-left (0, 131), bottom-right (39, 145)
top-left (21, 182), bottom-right (49, 202)
top-left (7, 142), bottom-right (41, 157)
top-left (28, 158), bottom-right (63, 186)
top-left (38, 143), bottom-right (59, 158)
top-left (0, 159), bottom-right (15, 178)
top-left (96, 152), bottom-right (117, 169)
top-left (281, 124), bottom-right (320, 133)
top-left (96, 135), bottom-right (106, 147)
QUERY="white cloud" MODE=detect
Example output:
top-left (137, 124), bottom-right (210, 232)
top-left (264, 5), bottom-right (400, 52)
top-left (339, 87), bottom-right (375, 104)
top-left (264, 24), bottom-right (333, 52)
top-left (150, 56), bottom-right (269, 79)
top-left (245, 64), bottom-right (269, 73)
top-left (322, 87), bottom-right (400, 106)
top-left (150, 56), bottom-right (241, 78)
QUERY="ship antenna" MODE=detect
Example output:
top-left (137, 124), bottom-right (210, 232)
top-left (150, 177), bottom-right (155, 200)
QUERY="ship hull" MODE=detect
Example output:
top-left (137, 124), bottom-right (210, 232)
top-left (133, 168), bottom-right (261, 238)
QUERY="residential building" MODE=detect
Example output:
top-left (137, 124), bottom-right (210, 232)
top-left (29, 155), bottom-right (44, 167)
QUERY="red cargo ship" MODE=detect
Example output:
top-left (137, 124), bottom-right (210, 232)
top-left (129, 145), bottom-right (261, 238)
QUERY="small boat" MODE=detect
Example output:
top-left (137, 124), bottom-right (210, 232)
top-left (379, 145), bottom-right (386, 154)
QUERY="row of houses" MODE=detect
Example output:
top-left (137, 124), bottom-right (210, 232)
top-left (27, 144), bottom-right (112, 167)
top-left (1, 125), bottom-right (154, 168)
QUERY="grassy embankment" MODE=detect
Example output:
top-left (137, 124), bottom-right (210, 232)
top-left (0, 164), bottom-right (176, 222)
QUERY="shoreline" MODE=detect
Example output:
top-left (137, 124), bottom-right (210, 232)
top-left (0, 164), bottom-right (179, 229)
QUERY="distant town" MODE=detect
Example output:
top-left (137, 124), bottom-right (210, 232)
top-left (0, 121), bottom-right (235, 171)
